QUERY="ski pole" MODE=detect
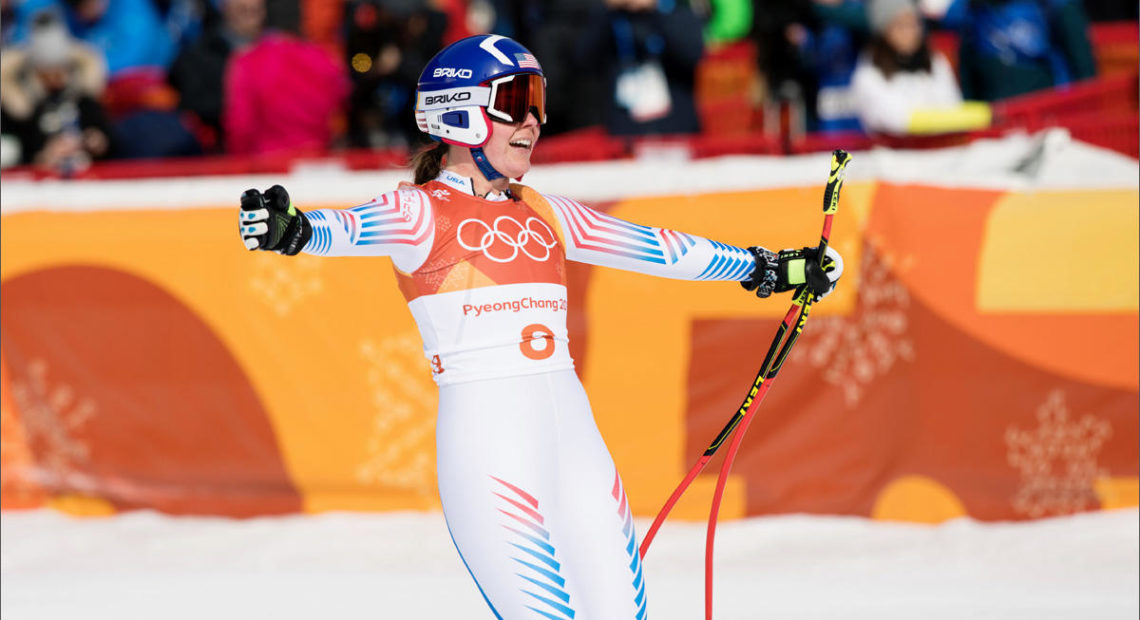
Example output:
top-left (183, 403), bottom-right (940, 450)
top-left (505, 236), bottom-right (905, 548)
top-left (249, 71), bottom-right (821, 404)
top-left (636, 300), bottom-right (804, 558)
top-left (638, 149), bottom-right (851, 559)
top-left (639, 149), bottom-right (852, 618)
top-left (703, 149), bottom-right (849, 618)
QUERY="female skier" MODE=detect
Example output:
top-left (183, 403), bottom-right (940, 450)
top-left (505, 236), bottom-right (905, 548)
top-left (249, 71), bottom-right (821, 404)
top-left (239, 34), bottom-right (842, 619)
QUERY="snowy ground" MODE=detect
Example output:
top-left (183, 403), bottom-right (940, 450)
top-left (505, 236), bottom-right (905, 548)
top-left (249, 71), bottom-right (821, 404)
top-left (2, 508), bottom-right (1137, 620)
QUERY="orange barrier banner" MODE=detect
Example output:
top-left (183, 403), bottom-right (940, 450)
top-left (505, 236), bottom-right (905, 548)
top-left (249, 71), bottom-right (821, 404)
top-left (2, 181), bottom-right (1137, 522)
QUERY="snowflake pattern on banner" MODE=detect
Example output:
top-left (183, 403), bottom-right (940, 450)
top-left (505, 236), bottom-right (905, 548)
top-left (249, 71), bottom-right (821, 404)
top-left (789, 239), bottom-right (915, 407)
top-left (9, 359), bottom-right (97, 493)
top-left (249, 253), bottom-right (323, 316)
top-left (1006, 389), bottom-right (1112, 518)
top-left (1, 382), bottom-right (44, 505)
top-left (355, 332), bottom-right (438, 496)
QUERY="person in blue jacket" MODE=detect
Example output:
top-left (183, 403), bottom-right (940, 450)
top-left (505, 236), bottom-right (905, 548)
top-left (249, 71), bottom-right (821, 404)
top-left (10, 0), bottom-right (176, 78)
top-left (945, 0), bottom-right (1097, 100)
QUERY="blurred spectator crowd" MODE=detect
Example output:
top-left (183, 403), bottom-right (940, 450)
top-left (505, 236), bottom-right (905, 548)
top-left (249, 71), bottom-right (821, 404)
top-left (0, 0), bottom-right (1134, 174)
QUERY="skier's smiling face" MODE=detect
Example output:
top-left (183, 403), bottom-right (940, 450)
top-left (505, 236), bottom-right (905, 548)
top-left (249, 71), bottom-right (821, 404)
top-left (483, 113), bottom-right (541, 181)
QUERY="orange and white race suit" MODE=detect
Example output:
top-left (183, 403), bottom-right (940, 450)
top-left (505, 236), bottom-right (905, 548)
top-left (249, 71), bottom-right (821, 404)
top-left (301, 170), bottom-right (757, 618)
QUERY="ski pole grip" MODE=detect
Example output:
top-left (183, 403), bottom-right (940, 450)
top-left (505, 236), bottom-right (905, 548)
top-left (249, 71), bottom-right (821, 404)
top-left (817, 149), bottom-right (851, 272)
top-left (823, 149), bottom-right (851, 216)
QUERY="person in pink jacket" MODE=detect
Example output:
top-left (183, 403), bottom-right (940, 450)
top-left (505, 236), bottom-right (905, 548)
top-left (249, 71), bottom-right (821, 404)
top-left (224, 31), bottom-right (350, 155)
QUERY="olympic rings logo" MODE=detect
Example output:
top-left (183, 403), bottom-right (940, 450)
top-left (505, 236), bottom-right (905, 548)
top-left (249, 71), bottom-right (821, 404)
top-left (457, 215), bottom-right (557, 263)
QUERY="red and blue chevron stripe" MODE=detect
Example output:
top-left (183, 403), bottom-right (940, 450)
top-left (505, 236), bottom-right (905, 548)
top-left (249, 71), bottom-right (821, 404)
top-left (350, 190), bottom-right (431, 247)
top-left (303, 190), bottom-right (431, 255)
top-left (492, 476), bottom-right (577, 620)
top-left (333, 209), bottom-right (359, 242)
top-left (547, 195), bottom-right (693, 266)
top-left (695, 241), bottom-right (754, 281)
top-left (613, 472), bottom-right (648, 620)
top-left (660, 228), bottom-right (697, 264)
top-left (305, 211), bottom-right (333, 255)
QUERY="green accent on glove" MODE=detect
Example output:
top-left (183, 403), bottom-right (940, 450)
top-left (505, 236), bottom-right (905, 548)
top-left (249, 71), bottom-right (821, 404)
top-left (786, 259), bottom-right (807, 286)
top-left (287, 203), bottom-right (297, 216)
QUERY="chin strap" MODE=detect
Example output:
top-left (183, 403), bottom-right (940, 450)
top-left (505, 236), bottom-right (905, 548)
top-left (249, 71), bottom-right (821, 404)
top-left (470, 147), bottom-right (505, 181)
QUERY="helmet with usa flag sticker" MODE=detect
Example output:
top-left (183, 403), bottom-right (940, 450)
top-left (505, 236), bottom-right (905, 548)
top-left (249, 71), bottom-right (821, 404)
top-left (415, 34), bottom-right (546, 158)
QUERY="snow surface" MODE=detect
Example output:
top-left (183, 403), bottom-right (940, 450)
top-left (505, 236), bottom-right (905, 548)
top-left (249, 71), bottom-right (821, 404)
top-left (2, 508), bottom-right (1137, 619)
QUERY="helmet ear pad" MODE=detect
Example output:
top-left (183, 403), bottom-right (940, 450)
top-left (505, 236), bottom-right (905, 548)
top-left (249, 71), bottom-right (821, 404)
top-left (419, 105), bottom-right (493, 148)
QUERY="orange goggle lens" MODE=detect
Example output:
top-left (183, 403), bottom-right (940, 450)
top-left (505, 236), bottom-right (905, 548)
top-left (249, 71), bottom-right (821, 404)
top-left (488, 73), bottom-right (546, 125)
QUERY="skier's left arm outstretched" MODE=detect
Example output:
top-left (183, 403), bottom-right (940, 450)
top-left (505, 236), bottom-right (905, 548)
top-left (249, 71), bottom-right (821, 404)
top-left (540, 193), bottom-right (843, 300)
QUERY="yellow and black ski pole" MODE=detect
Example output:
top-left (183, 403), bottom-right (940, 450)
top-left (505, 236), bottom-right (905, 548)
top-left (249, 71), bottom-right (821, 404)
top-left (638, 150), bottom-right (852, 619)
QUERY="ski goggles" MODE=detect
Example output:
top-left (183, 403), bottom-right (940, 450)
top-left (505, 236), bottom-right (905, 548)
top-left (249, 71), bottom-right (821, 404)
top-left (486, 73), bottom-right (546, 125)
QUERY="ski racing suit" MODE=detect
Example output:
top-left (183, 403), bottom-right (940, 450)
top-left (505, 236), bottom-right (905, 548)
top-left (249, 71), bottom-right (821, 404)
top-left (301, 170), bottom-right (758, 619)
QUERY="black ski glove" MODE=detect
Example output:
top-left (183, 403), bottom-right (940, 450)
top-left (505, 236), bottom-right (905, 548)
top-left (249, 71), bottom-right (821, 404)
top-left (239, 185), bottom-right (312, 255)
top-left (742, 245), bottom-right (844, 301)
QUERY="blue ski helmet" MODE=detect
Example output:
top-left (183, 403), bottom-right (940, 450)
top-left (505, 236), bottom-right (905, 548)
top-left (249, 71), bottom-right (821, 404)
top-left (415, 34), bottom-right (546, 149)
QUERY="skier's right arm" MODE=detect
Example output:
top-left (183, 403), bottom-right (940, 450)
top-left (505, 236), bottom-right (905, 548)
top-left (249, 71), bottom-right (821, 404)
top-left (239, 185), bottom-right (433, 269)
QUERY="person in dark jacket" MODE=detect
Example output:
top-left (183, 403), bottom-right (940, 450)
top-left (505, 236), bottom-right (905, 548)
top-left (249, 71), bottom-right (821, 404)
top-left (510, 0), bottom-right (609, 136)
top-left (574, 0), bottom-right (705, 136)
top-left (167, 0), bottom-right (266, 148)
top-left (951, 0), bottom-right (1097, 100)
top-left (753, 0), bottom-right (870, 134)
top-left (342, 0), bottom-right (447, 149)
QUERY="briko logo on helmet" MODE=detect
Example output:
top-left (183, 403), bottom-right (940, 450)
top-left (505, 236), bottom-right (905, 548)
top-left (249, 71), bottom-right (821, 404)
top-left (415, 35), bottom-right (546, 150)
top-left (433, 67), bottom-right (474, 79)
top-left (423, 91), bottom-right (472, 106)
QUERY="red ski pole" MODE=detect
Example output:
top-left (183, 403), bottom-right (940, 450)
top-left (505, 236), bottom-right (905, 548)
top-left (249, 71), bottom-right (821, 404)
top-left (638, 149), bottom-right (852, 618)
